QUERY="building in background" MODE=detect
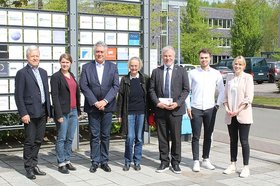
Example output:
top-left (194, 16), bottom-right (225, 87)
top-left (151, 0), bottom-right (234, 64)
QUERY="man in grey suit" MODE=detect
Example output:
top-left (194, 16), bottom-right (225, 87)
top-left (80, 41), bottom-right (119, 173)
top-left (15, 45), bottom-right (51, 179)
top-left (149, 46), bottom-right (189, 174)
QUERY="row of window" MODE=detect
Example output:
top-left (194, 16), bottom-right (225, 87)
top-left (213, 37), bottom-right (231, 47)
top-left (205, 18), bottom-right (233, 29)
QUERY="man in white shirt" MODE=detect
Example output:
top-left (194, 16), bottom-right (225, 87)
top-left (186, 48), bottom-right (224, 172)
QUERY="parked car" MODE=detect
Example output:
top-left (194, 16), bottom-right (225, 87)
top-left (211, 66), bottom-right (233, 83)
top-left (214, 57), bottom-right (269, 84)
top-left (267, 61), bottom-right (280, 83)
top-left (180, 64), bottom-right (196, 72)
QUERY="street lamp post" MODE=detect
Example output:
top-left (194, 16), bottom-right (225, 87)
top-left (171, 5), bottom-right (181, 65)
top-left (177, 6), bottom-right (181, 65)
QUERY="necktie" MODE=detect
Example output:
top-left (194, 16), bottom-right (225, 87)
top-left (164, 67), bottom-right (170, 98)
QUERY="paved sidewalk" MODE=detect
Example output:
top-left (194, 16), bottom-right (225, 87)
top-left (0, 137), bottom-right (279, 186)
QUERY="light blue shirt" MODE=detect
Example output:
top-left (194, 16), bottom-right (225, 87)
top-left (31, 66), bottom-right (45, 104)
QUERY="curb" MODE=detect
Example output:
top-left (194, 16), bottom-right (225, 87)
top-left (252, 104), bottom-right (280, 110)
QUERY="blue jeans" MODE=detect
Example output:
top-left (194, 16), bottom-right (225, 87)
top-left (124, 114), bottom-right (144, 165)
top-left (56, 108), bottom-right (78, 166)
top-left (88, 112), bottom-right (112, 165)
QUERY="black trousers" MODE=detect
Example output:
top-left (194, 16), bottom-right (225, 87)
top-left (228, 116), bottom-right (251, 165)
top-left (23, 109), bottom-right (46, 172)
top-left (155, 111), bottom-right (182, 166)
top-left (190, 107), bottom-right (217, 160)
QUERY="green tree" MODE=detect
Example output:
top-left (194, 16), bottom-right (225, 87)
top-left (231, 0), bottom-right (263, 57)
top-left (0, 0), bottom-right (28, 7)
top-left (181, 0), bottom-right (220, 64)
top-left (260, 3), bottom-right (279, 52)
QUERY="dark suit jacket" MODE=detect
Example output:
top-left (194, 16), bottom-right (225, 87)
top-left (15, 64), bottom-right (51, 118)
top-left (50, 69), bottom-right (81, 120)
top-left (149, 65), bottom-right (189, 117)
top-left (79, 60), bottom-right (119, 113)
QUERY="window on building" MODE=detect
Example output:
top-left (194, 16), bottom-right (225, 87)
top-left (218, 19), bottom-right (223, 27)
top-left (209, 18), bottom-right (213, 27)
top-left (223, 19), bottom-right (227, 28)
top-left (213, 19), bottom-right (218, 26)
top-left (227, 19), bottom-right (232, 28)
top-left (161, 15), bottom-right (167, 34)
top-left (162, 0), bottom-right (168, 11)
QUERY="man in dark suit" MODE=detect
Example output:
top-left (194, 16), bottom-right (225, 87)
top-left (149, 46), bottom-right (189, 174)
top-left (15, 45), bottom-right (51, 179)
top-left (80, 41), bottom-right (119, 173)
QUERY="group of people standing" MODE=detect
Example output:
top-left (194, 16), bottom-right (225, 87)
top-left (14, 42), bottom-right (253, 180)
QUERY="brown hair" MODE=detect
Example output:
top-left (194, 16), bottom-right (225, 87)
top-left (59, 53), bottom-right (73, 63)
top-left (198, 48), bottom-right (212, 56)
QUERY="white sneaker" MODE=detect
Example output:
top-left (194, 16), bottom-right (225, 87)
top-left (201, 159), bottom-right (215, 170)
top-left (223, 162), bottom-right (237, 174)
top-left (192, 160), bottom-right (200, 172)
top-left (240, 166), bottom-right (250, 178)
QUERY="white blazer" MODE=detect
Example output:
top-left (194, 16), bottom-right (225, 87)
top-left (223, 72), bottom-right (254, 124)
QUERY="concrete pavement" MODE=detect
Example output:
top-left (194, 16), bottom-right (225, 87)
top-left (0, 137), bottom-right (279, 186)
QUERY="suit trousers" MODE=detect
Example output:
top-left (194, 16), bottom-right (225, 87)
top-left (88, 111), bottom-right (112, 166)
top-left (23, 109), bottom-right (47, 171)
top-left (155, 111), bottom-right (182, 166)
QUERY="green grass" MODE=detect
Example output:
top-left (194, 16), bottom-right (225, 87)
top-left (253, 96), bottom-right (280, 107)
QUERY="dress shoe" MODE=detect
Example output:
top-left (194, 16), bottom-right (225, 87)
top-left (171, 164), bottom-right (182, 174)
top-left (123, 164), bottom-right (130, 171)
top-left (58, 165), bottom-right (69, 174)
top-left (89, 164), bottom-right (98, 173)
top-left (101, 163), bottom-right (111, 172)
top-left (155, 163), bottom-right (169, 173)
top-left (134, 164), bottom-right (141, 171)
top-left (66, 163), bottom-right (77, 171)
top-left (26, 170), bottom-right (36, 179)
top-left (33, 166), bottom-right (46, 176)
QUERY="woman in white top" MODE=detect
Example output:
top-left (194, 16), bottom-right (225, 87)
top-left (223, 56), bottom-right (254, 178)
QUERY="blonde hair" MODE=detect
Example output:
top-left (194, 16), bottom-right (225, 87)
top-left (233, 56), bottom-right (246, 66)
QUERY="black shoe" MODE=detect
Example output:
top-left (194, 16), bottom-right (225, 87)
top-left (33, 166), bottom-right (46, 176)
top-left (89, 164), bottom-right (98, 173)
top-left (101, 163), bottom-right (111, 172)
top-left (171, 164), bottom-right (182, 174)
top-left (134, 164), bottom-right (141, 171)
top-left (66, 163), bottom-right (76, 171)
top-left (122, 164), bottom-right (130, 171)
top-left (58, 165), bottom-right (69, 174)
top-left (155, 163), bottom-right (169, 173)
top-left (26, 170), bottom-right (36, 179)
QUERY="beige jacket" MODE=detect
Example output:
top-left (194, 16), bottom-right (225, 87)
top-left (224, 73), bottom-right (254, 124)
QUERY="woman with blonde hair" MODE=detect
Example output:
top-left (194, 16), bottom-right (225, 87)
top-left (223, 56), bottom-right (254, 178)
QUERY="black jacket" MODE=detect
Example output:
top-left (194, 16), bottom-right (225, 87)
top-left (50, 69), bottom-right (81, 120)
top-left (117, 71), bottom-right (151, 135)
top-left (15, 65), bottom-right (51, 118)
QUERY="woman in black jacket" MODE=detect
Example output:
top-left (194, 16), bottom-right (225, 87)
top-left (51, 53), bottom-right (81, 174)
top-left (117, 57), bottom-right (150, 171)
